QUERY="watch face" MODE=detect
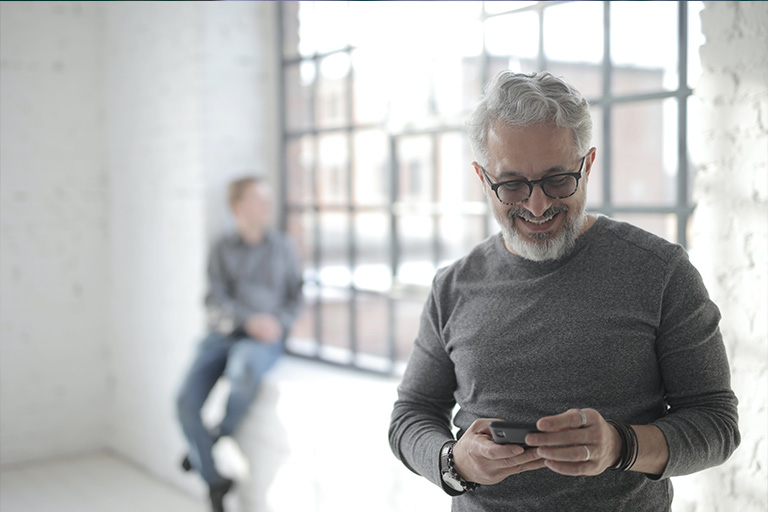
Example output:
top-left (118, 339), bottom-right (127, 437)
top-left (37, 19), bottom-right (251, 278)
top-left (442, 472), bottom-right (465, 492)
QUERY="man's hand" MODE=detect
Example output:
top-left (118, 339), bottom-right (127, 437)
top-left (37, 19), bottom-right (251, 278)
top-left (451, 419), bottom-right (547, 485)
top-left (244, 314), bottom-right (283, 343)
top-left (525, 408), bottom-right (621, 476)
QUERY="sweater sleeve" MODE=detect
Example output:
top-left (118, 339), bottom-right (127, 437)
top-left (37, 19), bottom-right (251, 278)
top-left (652, 246), bottom-right (740, 479)
top-left (388, 271), bottom-right (458, 488)
top-left (204, 238), bottom-right (240, 335)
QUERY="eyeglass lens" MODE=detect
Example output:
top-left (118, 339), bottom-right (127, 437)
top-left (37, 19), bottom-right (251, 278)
top-left (497, 175), bottom-right (579, 204)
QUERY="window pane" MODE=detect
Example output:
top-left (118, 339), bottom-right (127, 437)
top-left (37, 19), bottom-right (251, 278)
top-left (299, 1), bottom-right (350, 56)
top-left (586, 104), bottom-right (604, 209)
top-left (354, 212), bottom-right (391, 292)
top-left (611, 99), bottom-right (678, 206)
top-left (351, 49), bottom-right (389, 125)
top-left (316, 53), bottom-right (350, 129)
top-left (547, 62), bottom-right (603, 100)
top-left (485, 11), bottom-right (539, 59)
top-left (611, 1), bottom-right (678, 95)
top-left (286, 136), bottom-right (314, 206)
top-left (318, 133), bottom-right (348, 206)
top-left (395, 298), bottom-right (426, 363)
top-left (318, 211), bottom-right (349, 282)
top-left (319, 288), bottom-right (351, 361)
top-left (439, 214), bottom-right (487, 266)
top-left (397, 135), bottom-right (434, 203)
top-left (284, 62), bottom-right (314, 132)
top-left (353, 130), bottom-right (389, 206)
top-left (484, 1), bottom-right (537, 15)
top-left (438, 132), bottom-right (484, 204)
top-left (355, 293), bottom-right (389, 360)
top-left (286, 211), bottom-right (316, 277)
top-left (544, 2), bottom-right (603, 65)
top-left (397, 214), bottom-right (436, 287)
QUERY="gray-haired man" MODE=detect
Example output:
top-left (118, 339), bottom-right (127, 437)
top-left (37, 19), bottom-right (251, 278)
top-left (389, 71), bottom-right (739, 511)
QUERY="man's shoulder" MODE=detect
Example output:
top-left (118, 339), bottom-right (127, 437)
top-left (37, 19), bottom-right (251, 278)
top-left (593, 216), bottom-right (684, 265)
top-left (434, 234), bottom-right (501, 287)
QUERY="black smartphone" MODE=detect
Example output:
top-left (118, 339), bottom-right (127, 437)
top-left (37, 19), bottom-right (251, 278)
top-left (489, 422), bottom-right (539, 446)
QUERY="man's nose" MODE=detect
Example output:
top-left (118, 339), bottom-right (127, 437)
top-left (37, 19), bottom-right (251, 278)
top-left (523, 184), bottom-right (553, 217)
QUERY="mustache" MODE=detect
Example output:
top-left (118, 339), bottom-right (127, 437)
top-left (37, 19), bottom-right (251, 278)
top-left (507, 205), bottom-right (569, 220)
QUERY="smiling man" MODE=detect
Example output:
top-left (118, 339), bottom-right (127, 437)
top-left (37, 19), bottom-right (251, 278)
top-left (389, 71), bottom-right (739, 511)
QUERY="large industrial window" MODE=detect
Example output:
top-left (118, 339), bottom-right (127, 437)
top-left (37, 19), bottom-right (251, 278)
top-left (279, 1), bottom-right (703, 374)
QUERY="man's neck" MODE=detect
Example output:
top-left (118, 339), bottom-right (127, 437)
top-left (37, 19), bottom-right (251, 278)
top-left (239, 226), bottom-right (266, 246)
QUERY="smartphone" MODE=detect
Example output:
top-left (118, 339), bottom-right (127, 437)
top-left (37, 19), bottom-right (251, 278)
top-left (489, 422), bottom-right (539, 446)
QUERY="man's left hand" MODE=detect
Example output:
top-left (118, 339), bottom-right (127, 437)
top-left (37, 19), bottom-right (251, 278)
top-left (524, 408), bottom-right (621, 476)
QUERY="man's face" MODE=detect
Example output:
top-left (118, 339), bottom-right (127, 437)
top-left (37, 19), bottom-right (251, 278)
top-left (233, 182), bottom-right (273, 232)
top-left (474, 121), bottom-right (594, 261)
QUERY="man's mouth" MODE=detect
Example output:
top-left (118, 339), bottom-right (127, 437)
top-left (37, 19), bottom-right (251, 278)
top-left (519, 213), bottom-right (557, 225)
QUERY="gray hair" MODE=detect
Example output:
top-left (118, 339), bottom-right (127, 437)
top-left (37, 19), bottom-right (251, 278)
top-left (467, 71), bottom-right (593, 167)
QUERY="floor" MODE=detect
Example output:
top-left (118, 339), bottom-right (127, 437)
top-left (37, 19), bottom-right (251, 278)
top-left (0, 451), bottom-right (206, 512)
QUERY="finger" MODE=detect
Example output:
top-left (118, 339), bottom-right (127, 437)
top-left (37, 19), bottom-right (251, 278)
top-left (543, 459), bottom-right (594, 476)
top-left (537, 408), bottom-right (590, 432)
top-left (500, 447), bottom-right (543, 468)
top-left (469, 418), bottom-right (505, 435)
top-left (535, 444), bottom-right (593, 463)
top-left (525, 429), bottom-right (589, 447)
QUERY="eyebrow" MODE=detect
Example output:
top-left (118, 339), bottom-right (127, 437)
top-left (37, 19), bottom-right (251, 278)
top-left (496, 165), bottom-right (571, 180)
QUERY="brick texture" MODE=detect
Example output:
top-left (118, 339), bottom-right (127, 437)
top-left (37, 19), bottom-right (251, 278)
top-left (687, 2), bottom-right (768, 511)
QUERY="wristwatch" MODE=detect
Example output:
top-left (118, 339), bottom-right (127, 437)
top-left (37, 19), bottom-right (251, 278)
top-left (440, 441), bottom-right (479, 496)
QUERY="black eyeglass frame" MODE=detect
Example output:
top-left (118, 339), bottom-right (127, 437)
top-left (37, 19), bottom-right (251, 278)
top-left (480, 156), bottom-right (587, 206)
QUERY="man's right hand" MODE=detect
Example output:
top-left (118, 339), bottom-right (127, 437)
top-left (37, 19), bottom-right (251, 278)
top-left (452, 418), bottom-right (547, 485)
top-left (244, 313), bottom-right (282, 343)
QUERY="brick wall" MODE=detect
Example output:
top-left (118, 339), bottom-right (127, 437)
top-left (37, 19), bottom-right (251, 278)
top-left (102, 1), bottom-right (279, 493)
top-left (0, 2), bottom-right (109, 464)
top-left (685, 2), bottom-right (768, 511)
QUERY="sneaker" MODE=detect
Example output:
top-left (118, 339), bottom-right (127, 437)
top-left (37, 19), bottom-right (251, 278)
top-left (213, 436), bottom-right (251, 481)
top-left (209, 478), bottom-right (234, 512)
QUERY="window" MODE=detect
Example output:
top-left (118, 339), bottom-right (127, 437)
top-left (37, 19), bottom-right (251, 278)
top-left (279, 1), bottom-right (702, 374)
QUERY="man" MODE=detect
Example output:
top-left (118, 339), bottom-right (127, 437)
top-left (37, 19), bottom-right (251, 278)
top-left (177, 176), bottom-right (302, 512)
top-left (388, 72), bottom-right (739, 511)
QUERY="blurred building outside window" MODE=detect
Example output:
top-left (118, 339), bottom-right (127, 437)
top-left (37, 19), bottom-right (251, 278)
top-left (279, 0), bottom-right (704, 374)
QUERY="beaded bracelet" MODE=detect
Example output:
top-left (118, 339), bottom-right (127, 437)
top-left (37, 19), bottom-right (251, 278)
top-left (607, 420), bottom-right (639, 471)
top-left (447, 443), bottom-right (480, 492)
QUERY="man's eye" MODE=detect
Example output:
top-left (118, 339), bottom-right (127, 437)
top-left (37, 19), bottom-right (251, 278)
top-left (501, 181), bottom-right (528, 191)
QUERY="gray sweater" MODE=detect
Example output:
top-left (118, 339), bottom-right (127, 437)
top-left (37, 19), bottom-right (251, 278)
top-left (389, 216), bottom-right (739, 511)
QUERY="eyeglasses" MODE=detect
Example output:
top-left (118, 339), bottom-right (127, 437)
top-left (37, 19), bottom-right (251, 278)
top-left (480, 156), bottom-right (586, 206)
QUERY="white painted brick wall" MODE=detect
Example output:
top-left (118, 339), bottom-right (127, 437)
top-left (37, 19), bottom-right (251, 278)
top-left (0, 2), bottom-right (109, 464)
top-left (686, 2), bottom-right (768, 511)
top-left (102, 2), bottom-right (279, 496)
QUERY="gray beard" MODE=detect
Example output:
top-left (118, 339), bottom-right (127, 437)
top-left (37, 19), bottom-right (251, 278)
top-left (492, 201), bottom-right (587, 262)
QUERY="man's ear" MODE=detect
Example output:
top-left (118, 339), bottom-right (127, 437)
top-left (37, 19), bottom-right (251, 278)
top-left (472, 162), bottom-right (487, 194)
top-left (584, 148), bottom-right (597, 180)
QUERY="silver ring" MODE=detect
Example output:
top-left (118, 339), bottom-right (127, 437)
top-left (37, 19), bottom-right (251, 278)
top-left (583, 445), bottom-right (590, 461)
top-left (577, 409), bottom-right (587, 428)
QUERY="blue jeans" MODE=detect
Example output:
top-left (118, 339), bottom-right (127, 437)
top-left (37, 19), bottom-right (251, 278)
top-left (176, 331), bottom-right (283, 484)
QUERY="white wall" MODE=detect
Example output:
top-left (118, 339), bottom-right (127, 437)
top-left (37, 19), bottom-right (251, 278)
top-left (684, 2), bottom-right (768, 511)
top-left (0, 0), bottom-right (279, 487)
top-left (0, 2), bottom-right (109, 464)
top-left (102, 1), bottom-right (279, 492)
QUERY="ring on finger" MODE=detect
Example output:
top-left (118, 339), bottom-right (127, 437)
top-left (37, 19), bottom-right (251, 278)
top-left (576, 409), bottom-right (587, 428)
top-left (582, 445), bottom-right (590, 461)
